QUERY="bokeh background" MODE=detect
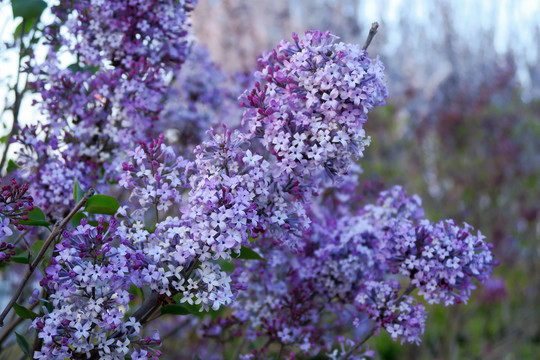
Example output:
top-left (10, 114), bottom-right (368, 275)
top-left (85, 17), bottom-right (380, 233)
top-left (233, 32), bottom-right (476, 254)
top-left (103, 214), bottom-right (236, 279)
top-left (190, 1), bottom-right (540, 359)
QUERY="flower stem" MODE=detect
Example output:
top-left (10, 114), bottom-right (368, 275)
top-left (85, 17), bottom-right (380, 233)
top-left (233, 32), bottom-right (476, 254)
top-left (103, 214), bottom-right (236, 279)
top-left (0, 189), bottom-right (95, 326)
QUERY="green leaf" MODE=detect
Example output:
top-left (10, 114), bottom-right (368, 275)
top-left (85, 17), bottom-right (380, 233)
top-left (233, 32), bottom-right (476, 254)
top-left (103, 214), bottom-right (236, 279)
top-left (31, 240), bottom-right (44, 255)
top-left (0, 135), bottom-right (8, 143)
top-left (10, 252), bottom-right (29, 264)
top-left (73, 178), bottom-right (85, 203)
top-left (13, 303), bottom-right (39, 320)
top-left (14, 16), bottom-right (37, 38)
top-left (6, 159), bottom-right (20, 173)
top-left (15, 332), bottom-right (31, 356)
top-left (161, 303), bottom-right (199, 316)
top-left (69, 212), bottom-right (87, 228)
top-left (11, 0), bottom-right (47, 20)
top-left (67, 63), bottom-right (100, 75)
top-left (84, 195), bottom-right (119, 215)
top-left (44, 302), bottom-right (53, 313)
top-left (236, 245), bottom-right (265, 261)
top-left (218, 260), bottom-right (235, 273)
top-left (18, 207), bottom-right (51, 227)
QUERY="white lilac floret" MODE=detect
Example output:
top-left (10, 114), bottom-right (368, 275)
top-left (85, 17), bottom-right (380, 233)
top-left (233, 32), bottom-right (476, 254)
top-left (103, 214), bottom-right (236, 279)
top-left (158, 44), bottom-right (242, 151)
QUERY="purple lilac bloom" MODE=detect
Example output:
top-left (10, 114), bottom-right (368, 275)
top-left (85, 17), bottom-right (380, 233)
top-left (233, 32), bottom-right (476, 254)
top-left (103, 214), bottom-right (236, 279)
top-left (119, 135), bottom-right (237, 311)
top-left (0, 178), bottom-right (34, 230)
top-left (240, 31), bottom-right (388, 191)
top-left (17, 0), bottom-right (197, 218)
top-left (157, 43), bottom-right (243, 152)
top-left (227, 185), bottom-right (494, 353)
top-left (33, 218), bottom-right (162, 359)
top-left (49, 0), bottom-right (197, 69)
top-left (0, 179), bottom-right (34, 262)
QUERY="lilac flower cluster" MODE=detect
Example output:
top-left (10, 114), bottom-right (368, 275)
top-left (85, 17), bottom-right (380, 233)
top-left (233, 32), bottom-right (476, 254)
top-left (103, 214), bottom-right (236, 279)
top-left (50, 0), bottom-right (196, 69)
top-left (189, 126), bottom-right (312, 249)
top-left (240, 31), bottom-right (388, 188)
top-left (17, 0), bottom-right (197, 218)
top-left (119, 135), bottom-right (237, 310)
top-left (0, 179), bottom-right (34, 262)
top-left (158, 44), bottom-right (243, 152)
top-left (227, 185), bottom-right (494, 355)
top-left (33, 218), bottom-right (163, 360)
top-left (0, 178), bottom-right (34, 231)
top-left (358, 187), bottom-right (495, 307)
top-left (16, 124), bottom-right (89, 219)
top-left (119, 134), bottom-right (189, 219)
top-left (355, 280), bottom-right (426, 344)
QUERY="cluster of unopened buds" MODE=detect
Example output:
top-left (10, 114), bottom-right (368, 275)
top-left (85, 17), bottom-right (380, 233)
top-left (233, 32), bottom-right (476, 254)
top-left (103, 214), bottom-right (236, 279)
top-left (0, 179), bottom-right (34, 231)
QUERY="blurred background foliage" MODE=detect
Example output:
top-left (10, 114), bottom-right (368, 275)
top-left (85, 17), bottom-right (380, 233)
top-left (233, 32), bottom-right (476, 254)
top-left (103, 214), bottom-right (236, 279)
top-left (191, 1), bottom-right (540, 359)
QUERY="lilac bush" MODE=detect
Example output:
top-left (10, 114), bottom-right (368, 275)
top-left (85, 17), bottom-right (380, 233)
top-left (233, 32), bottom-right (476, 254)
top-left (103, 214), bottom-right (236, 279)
top-left (0, 1), bottom-right (494, 359)
top-left (18, 0), bottom-right (196, 219)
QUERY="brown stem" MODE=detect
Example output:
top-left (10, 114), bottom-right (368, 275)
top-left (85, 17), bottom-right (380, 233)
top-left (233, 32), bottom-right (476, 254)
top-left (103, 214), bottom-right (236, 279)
top-left (29, 330), bottom-right (40, 360)
top-left (362, 22), bottom-right (379, 51)
top-left (12, 229), bottom-right (30, 247)
top-left (0, 189), bottom-right (95, 326)
top-left (338, 284), bottom-right (416, 360)
top-left (233, 337), bottom-right (247, 360)
top-left (338, 325), bottom-right (376, 360)
top-left (131, 292), bottom-right (161, 325)
top-left (277, 342), bottom-right (285, 359)
top-left (395, 283), bottom-right (416, 305)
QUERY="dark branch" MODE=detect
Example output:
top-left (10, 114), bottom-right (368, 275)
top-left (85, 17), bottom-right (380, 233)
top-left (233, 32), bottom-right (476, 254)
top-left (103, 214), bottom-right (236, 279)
top-left (362, 22), bottom-right (379, 51)
top-left (0, 189), bottom-right (95, 326)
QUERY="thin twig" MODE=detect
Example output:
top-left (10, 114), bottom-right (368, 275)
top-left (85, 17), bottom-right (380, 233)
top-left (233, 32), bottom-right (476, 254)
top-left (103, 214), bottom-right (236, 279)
top-left (29, 329), bottom-right (39, 360)
top-left (233, 337), bottom-right (247, 360)
top-left (338, 324), bottom-right (376, 360)
top-left (277, 342), bottom-right (285, 359)
top-left (395, 283), bottom-right (415, 305)
top-left (12, 228), bottom-right (30, 247)
top-left (161, 320), bottom-right (189, 340)
top-left (338, 283), bottom-right (416, 360)
top-left (0, 189), bottom-right (95, 326)
top-left (362, 22), bottom-right (379, 51)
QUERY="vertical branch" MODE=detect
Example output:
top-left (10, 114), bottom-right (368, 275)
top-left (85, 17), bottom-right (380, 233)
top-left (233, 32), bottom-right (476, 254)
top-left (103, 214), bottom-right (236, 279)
top-left (362, 22), bottom-right (379, 51)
